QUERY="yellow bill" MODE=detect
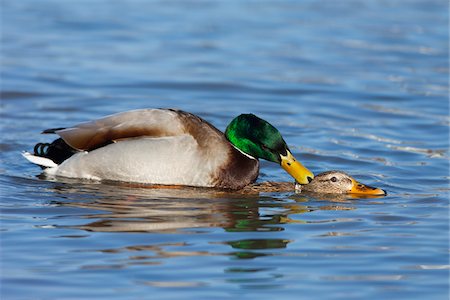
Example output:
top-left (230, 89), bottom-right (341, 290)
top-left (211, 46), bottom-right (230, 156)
top-left (280, 150), bottom-right (314, 185)
top-left (350, 179), bottom-right (386, 196)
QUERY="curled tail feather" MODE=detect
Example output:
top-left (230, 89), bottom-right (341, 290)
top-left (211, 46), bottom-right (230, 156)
top-left (23, 138), bottom-right (78, 168)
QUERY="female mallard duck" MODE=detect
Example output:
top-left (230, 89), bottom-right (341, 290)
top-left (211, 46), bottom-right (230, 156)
top-left (242, 171), bottom-right (386, 196)
top-left (298, 170), bottom-right (386, 195)
top-left (23, 108), bottom-right (314, 189)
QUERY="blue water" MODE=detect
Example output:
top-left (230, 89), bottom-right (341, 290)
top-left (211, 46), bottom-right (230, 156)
top-left (1, 1), bottom-right (449, 299)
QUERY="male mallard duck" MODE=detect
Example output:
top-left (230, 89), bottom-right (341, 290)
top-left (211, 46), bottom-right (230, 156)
top-left (242, 171), bottom-right (386, 195)
top-left (23, 109), bottom-right (314, 189)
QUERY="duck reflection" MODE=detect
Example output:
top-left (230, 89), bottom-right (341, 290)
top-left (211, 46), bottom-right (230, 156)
top-left (47, 178), bottom-right (384, 267)
top-left (50, 179), bottom-right (367, 234)
top-left (51, 182), bottom-right (283, 233)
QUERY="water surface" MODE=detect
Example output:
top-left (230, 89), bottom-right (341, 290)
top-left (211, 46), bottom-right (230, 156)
top-left (1, 1), bottom-right (449, 299)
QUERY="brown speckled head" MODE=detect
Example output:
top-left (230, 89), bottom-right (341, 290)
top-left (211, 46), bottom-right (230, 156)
top-left (298, 171), bottom-right (386, 195)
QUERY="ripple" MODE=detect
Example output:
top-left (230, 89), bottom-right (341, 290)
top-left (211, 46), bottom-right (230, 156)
top-left (323, 275), bottom-right (405, 281)
top-left (406, 265), bottom-right (450, 270)
top-left (140, 281), bottom-right (206, 288)
top-left (107, 80), bottom-right (324, 96)
top-left (363, 104), bottom-right (450, 123)
top-left (0, 91), bottom-right (46, 99)
top-left (386, 145), bottom-right (448, 159)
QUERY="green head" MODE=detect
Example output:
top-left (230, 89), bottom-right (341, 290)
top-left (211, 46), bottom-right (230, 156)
top-left (225, 114), bottom-right (314, 184)
top-left (225, 114), bottom-right (286, 163)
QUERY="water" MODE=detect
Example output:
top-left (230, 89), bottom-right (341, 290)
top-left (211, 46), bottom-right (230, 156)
top-left (1, 0), bottom-right (449, 299)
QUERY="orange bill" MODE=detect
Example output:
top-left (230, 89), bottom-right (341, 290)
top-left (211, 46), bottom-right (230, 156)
top-left (350, 179), bottom-right (386, 196)
top-left (280, 150), bottom-right (314, 185)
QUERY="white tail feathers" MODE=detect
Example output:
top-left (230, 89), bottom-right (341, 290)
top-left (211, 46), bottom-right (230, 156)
top-left (22, 152), bottom-right (58, 168)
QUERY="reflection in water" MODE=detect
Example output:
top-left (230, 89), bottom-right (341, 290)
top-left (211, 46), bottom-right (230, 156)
top-left (44, 180), bottom-right (385, 272)
top-left (49, 180), bottom-right (372, 234)
top-left (225, 239), bottom-right (292, 260)
top-left (93, 242), bottom-right (215, 265)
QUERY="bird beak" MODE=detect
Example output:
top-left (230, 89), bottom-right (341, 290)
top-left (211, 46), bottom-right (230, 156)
top-left (280, 150), bottom-right (314, 185)
top-left (349, 179), bottom-right (386, 196)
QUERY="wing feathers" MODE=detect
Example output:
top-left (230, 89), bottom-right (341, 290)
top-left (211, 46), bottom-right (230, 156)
top-left (49, 109), bottom-right (186, 151)
top-left (42, 127), bottom-right (66, 134)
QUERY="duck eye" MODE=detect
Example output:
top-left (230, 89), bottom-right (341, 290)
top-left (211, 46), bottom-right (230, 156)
top-left (330, 177), bottom-right (337, 182)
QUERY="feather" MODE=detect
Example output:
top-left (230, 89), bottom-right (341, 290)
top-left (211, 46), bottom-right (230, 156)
top-left (50, 109), bottom-right (185, 151)
top-left (22, 152), bottom-right (58, 168)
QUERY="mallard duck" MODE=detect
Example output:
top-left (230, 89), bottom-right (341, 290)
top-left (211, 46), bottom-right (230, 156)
top-left (23, 108), bottom-right (314, 189)
top-left (297, 170), bottom-right (386, 195)
top-left (241, 170), bottom-right (386, 196)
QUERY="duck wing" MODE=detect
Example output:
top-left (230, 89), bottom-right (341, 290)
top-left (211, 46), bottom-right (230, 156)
top-left (43, 108), bottom-right (223, 151)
